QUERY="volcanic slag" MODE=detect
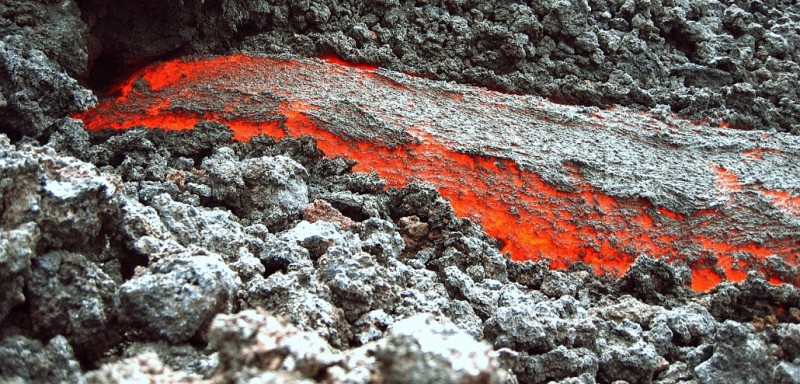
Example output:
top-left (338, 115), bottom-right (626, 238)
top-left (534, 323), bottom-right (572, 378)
top-left (2, 0), bottom-right (800, 383)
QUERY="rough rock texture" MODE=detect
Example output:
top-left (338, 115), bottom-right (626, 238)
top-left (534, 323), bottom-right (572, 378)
top-left (0, 134), bottom-right (119, 328)
top-left (372, 313), bottom-right (510, 384)
top-left (26, 250), bottom-right (119, 359)
top-left (78, 0), bottom-right (800, 134)
top-left (0, 132), bottom-right (118, 253)
top-left (0, 222), bottom-right (37, 322)
top-left (0, 0), bottom-right (95, 140)
top-left (2, 127), bottom-right (800, 382)
top-left (119, 252), bottom-right (239, 343)
top-left (84, 352), bottom-right (200, 384)
top-left (2, 1), bottom-right (800, 384)
top-left (74, 54), bottom-right (800, 288)
top-left (201, 149), bottom-right (309, 229)
top-left (207, 310), bottom-right (509, 384)
top-left (0, 335), bottom-right (83, 383)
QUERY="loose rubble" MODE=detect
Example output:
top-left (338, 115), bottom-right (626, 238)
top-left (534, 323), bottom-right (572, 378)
top-left (1, 1), bottom-right (800, 383)
top-left (3, 128), bottom-right (800, 383)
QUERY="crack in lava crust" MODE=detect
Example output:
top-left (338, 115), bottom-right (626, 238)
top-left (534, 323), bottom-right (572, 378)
top-left (75, 54), bottom-right (800, 291)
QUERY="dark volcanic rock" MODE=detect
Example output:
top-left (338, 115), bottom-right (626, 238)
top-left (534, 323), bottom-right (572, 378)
top-left (0, 0), bottom-right (95, 141)
top-left (0, 335), bottom-right (83, 383)
top-left (3, 1), bottom-right (800, 383)
top-left (26, 251), bottom-right (119, 360)
top-left (0, 0), bottom-right (90, 79)
top-left (80, 0), bottom-right (800, 134)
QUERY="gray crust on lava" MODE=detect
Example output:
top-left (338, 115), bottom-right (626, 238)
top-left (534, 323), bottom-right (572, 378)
top-left (3, 126), bottom-right (800, 383)
top-left (78, 0), bottom-right (800, 135)
top-left (1, 1), bottom-right (800, 384)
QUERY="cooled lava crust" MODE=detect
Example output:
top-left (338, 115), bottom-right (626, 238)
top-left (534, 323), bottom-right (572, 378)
top-left (76, 54), bottom-right (800, 291)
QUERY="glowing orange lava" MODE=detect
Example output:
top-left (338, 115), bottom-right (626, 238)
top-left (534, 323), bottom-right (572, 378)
top-left (75, 54), bottom-right (800, 292)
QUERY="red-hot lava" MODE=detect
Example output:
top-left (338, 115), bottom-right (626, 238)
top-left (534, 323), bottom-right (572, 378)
top-left (76, 54), bottom-right (800, 291)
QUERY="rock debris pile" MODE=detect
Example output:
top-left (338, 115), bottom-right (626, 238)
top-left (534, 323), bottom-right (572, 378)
top-left (1, 0), bottom-right (800, 383)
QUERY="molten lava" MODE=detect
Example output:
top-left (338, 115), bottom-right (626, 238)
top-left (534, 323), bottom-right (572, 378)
top-left (75, 54), bottom-right (800, 291)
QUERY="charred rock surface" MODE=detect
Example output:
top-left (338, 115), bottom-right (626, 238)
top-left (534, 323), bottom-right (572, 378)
top-left (0, 0), bottom-right (95, 140)
top-left (78, 0), bottom-right (800, 134)
top-left (75, 55), bottom-right (800, 290)
top-left (2, 1), bottom-right (800, 384)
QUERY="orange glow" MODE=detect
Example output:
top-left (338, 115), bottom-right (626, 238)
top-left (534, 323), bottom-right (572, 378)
top-left (319, 53), bottom-right (379, 72)
top-left (760, 190), bottom-right (800, 216)
top-left (713, 165), bottom-right (743, 192)
top-left (74, 55), bottom-right (800, 292)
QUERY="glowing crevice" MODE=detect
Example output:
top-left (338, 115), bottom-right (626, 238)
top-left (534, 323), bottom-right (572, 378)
top-left (75, 54), bottom-right (800, 292)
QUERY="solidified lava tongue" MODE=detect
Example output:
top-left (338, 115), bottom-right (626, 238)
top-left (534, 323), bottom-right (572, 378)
top-left (76, 54), bottom-right (800, 291)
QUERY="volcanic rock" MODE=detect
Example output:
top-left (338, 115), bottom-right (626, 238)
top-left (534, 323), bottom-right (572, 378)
top-left (26, 250), bottom-right (119, 359)
top-left (75, 54), bottom-right (800, 290)
top-left (78, 0), bottom-right (800, 134)
top-left (0, 5), bottom-right (97, 140)
top-left (118, 252), bottom-right (239, 343)
top-left (201, 148), bottom-right (309, 230)
top-left (303, 199), bottom-right (355, 229)
top-left (3, 1), bottom-right (800, 383)
top-left (0, 335), bottom-right (83, 383)
top-left (0, 222), bottom-right (36, 323)
top-left (84, 352), bottom-right (199, 384)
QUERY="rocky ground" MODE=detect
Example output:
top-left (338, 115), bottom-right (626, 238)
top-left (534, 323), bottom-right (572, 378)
top-left (1, 0), bottom-right (800, 383)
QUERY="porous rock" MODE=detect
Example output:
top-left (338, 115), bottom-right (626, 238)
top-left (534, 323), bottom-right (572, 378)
top-left (0, 335), bottom-right (82, 384)
top-left (208, 309), bottom-right (340, 382)
top-left (0, 35), bottom-right (95, 140)
top-left (3, 1), bottom-right (800, 382)
top-left (83, 0), bottom-right (800, 134)
top-left (694, 321), bottom-right (776, 384)
top-left (0, 222), bottom-right (38, 323)
top-left (244, 266), bottom-right (353, 349)
top-left (26, 250), bottom-right (119, 359)
top-left (303, 199), bottom-right (355, 229)
top-left (371, 313), bottom-right (510, 384)
top-left (0, 135), bottom-right (119, 252)
top-left (201, 148), bottom-right (309, 229)
top-left (122, 341), bottom-right (218, 379)
top-left (84, 352), bottom-right (199, 384)
top-left (0, 0), bottom-right (95, 141)
top-left (118, 251), bottom-right (239, 343)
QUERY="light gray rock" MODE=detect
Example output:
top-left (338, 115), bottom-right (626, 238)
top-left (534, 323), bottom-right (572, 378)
top-left (0, 137), bottom-right (119, 252)
top-left (0, 222), bottom-right (38, 322)
top-left (244, 268), bottom-right (352, 349)
top-left (119, 252), bottom-right (239, 342)
top-left (694, 321), bottom-right (775, 384)
top-left (208, 309), bottom-right (340, 382)
top-left (371, 313), bottom-right (510, 384)
top-left (202, 149), bottom-right (309, 229)
top-left (84, 352), bottom-right (199, 384)
top-left (772, 361), bottom-right (800, 384)
top-left (357, 218), bottom-right (405, 262)
top-left (122, 341), bottom-right (218, 378)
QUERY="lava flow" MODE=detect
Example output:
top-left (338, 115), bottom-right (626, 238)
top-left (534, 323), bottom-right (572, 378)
top-left (75, 54), bottom-right (800, 291)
